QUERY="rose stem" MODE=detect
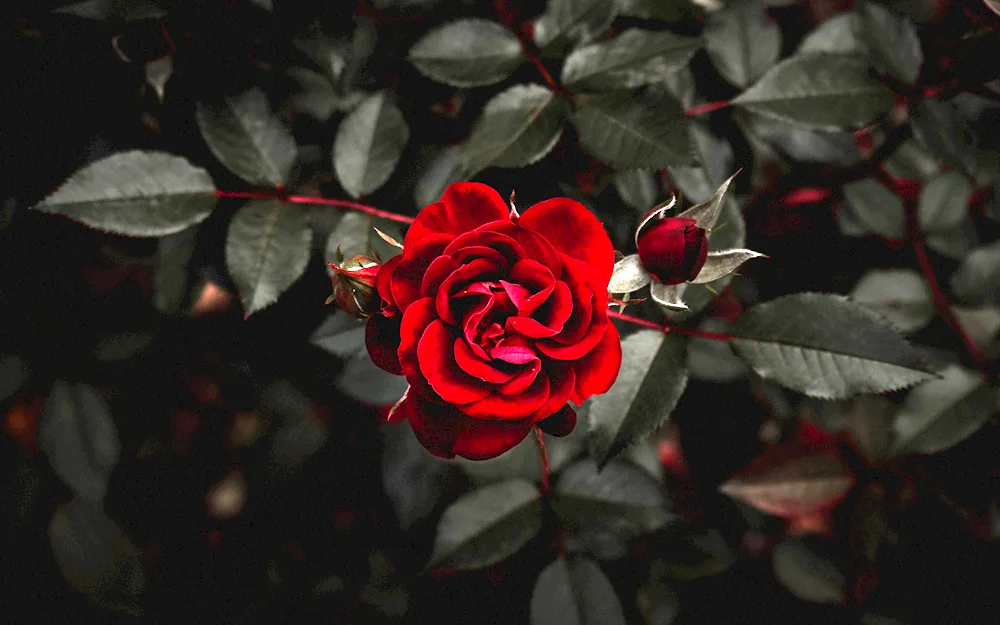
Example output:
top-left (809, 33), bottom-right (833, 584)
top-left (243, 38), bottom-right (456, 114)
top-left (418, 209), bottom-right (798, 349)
top-left (534, 426), bottom-right (566, 557)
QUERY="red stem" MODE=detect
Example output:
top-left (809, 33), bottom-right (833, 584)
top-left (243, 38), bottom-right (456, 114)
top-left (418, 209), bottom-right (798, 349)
top-left (685, 100), bottom-right (731, 116)
top-left (906, 207), bottom-right (990, 371)
top-left (607, 310), bottom-right (735, 342)
top-left (534, 426), bottom-right (565, 558)
top-left (214, 190), bottom-right (415, 224)
top-left (493, 0), bottom-right (568, 97)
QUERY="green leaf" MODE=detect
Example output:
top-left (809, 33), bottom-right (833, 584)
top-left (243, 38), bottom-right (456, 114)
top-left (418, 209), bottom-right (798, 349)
top-left (618, 0), bottom-right (691, 22)
top-left (49, 500), bottom-right (144, 616)
top-left (655, 523), bottom-right (735, 580)
top-left (918, 170), bottom-right (973, 232)
top-left (35, 151), bottom-right (217, 236)
top-left (530, 556), bottom-right (626, 625)
top-left (857, 1), bottom-right (922, 84)
top-left (589, 330), bottom-right (687, 466)
top-left (308, 311), bottom-right (409, 405)
top-left (196, 88), bottom-right (297, 188)
top-left (704, 1), bottom-right (781, 88)
top-left (889, 365), bottom-right (995, 456)
top-left (224, 199), bottom-right (311, 315)
top-left (39, 381), bottom-right (120, 504)
top-left (613, 169), bottom-right (660, 212)
top-left (325, 211), bottom-right (371, 263)
top-left (732, 53), bottom-right (894, 131)
top-left (462, 84), bottom-right (568, 175)
top-left (561, 29), bottom-right (700, 91)
top-left (608, 255), bottom-right (652, 294)
top-left (408, 19), bottom-right (525, 87)
top-left (381, 421), bottom-right (451, 531)
top-left (797, 13), bottom-right (863, 55)
top-left (668, 123), bottom-right (735, 203)
top-left (0, 354), bottom-right (27, 402)
top-left (691, 248), bottom-right (764, 284)
top-left (738, 111), bottom-right (860, 165)
top-left (910, 98), bottom-right (977, 174)
top-left (334, 92), bottom-right (409, 199)
top-left (773, 537), bottom-right (847, 605)
top-left (414, 145), bottom-right (468, 209)
top-left (839, 178), bottom-right (906, 240)
top-left (636, 562), bottom-right (681, 625)
top-left (573, 90), bottom-right (693, 168)
top-left (850, 268), bottom-right (934, 334)
top-left (427, 479), bottom-right (542, 570)
top-left (686, 319), bottom-right (748, 383)
top-left (731, 293), bottom-right (936, 398)
top-left (950, 240), bottom-right (1000, 305)
top-left (554, 460), bottom-right (672, 559)
top-left (534, 0), bottom-right (617, 54)
top-left (153, 226), bottom-right (200, 315)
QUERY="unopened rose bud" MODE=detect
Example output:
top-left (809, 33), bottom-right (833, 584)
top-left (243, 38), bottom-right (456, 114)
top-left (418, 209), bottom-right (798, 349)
top-left (637, 217), bottom-right (709, 285)
top-left (327, 254), bottom-right (380, 317)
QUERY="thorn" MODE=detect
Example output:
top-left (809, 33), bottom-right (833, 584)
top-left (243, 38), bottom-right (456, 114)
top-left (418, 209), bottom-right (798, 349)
top-left (703, 283), bottom-right (719, 295)
top-left (509, 189), bottom-right (519, 219)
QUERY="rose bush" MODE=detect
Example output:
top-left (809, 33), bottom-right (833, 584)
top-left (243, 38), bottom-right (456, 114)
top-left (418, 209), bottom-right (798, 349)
top-left (637, 217), bottom-right (709, 285)
top-left (365, 182), bottom-right (621, 459)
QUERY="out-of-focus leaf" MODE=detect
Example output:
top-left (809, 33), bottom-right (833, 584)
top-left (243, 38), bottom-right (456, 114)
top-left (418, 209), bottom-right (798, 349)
top-left (196, 88), bottom-right (297, 188)
top-left (883, 138), bottom-right (941, 182)
top-left (889, 364), bottom-right (995, 456)
top-left (732, 294), bottom-right (935, 398)
top-left (153, 226), bottom-right (199, 315)
top-left (0, 354), bottom-right (27, 402)
top-left (614, 169), bottom-right (660, 212)
top-left (951, 240), bottom-right (1000, 305)
top-left (773, 536), bottom-right (847, 604)
top-left (534, 0), bottom-right (617, 54)
top-left (656, 524), bottom-right (735, 579)
top-left (39, 381), bottom-right (119, 504)
top-left (463, 84), bottom-right (568, 175)
top-left (309, 311), bottom-right (409, 405)
top-left (53, 0), bottom-right (164, 20)
top-left (918, 170), bottom-right (974, 232)
top-left (636, 563), bottom-right (681, 625)
top-left (739, 112), bottom-right (860, 165)
top-left (144, 55), bottom-right (171, 102)
top-left (850, 268), bottom-right (934, 334)
top-left (801, 395), bottom-right (895, 462)
top-left (589, 330), bottom-right (687, 466)
top-left (857, 1), bottom-right (922, 83)
top-left (720, 442), bottom-right (853, 517)
top-left (530, 556), bottom-right (626, 625)
top-left (269, 417), bottom-right (330, 478)
top-left (408, 19), bottom-right (524, 87)
top-left (839, 178), bottom-right (906, 240)
top-left (850, 483), bottom-right (897, 566)
top-left (561, 29), bottom-right (700, 91)
top-left (573, 90), bottom-right (693, 168)
top-left (704, 1), bottom-right (781, 88)
top-left (49, 500), bottom-right (144, 615)
top-left (427, 479), bottom-right (542, 570)
top-left (35, 151), bottom-right (217, 236)
top-left (669, 122), bottom-right (735, 202)
top-left (286, 67), bottom-right (363, 122)
top-left (618, 0), bottom-right (692, 21)
top-left (554, 460), bottom-right (672, 560)
top-left (686, 318), bottom-right (748, 383)
top-left (925, 219), bottom-right (980, 260)
top-left (325, 211), bottom-right (370, 264)
top-left (333, 92), bottom-right (409, 199)
top-left (732, 53), bottom-right (894, 131)
top-left (224, 199), bottom-right (311, 315)
top-left (381, 421), bottom-right (451, 530)
top-left (953, 306), bottom-right (1000, 349)
top-left (413, 145), bottom-right (468, 209)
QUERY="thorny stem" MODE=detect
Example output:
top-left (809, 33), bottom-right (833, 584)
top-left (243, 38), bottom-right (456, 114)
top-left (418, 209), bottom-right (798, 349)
top-left (607, 310), bottom-right (735, 341)
top-left (905, 206), bottom-right (990, 372)
top-left (214, 190), bottom-right (415, 224)
top-left (493, 0), bottom-right (568, 97)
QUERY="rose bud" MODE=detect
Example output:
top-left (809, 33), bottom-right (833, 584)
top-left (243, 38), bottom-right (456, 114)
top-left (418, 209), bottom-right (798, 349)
top-left (637, 217), bottom-right (709, 285)
top-left (327, 254), bottom-right (380, 318)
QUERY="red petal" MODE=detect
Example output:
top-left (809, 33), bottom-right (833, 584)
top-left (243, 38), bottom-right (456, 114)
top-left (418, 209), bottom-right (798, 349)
top-left (530, 366), bottom-right (575, 422)
top-left (406, 394), bottom-right (464, 459)
top-left (421, 255), bottom-right (456, 297)
top-left (519, 197), bottom-right (615, 283)
top-left (460, 374), bottom-right (550, 420)
top-left (571, 323), bottom-right (622, 403)
top-left (497, 357), bottom-right (541, 395)
top-left (481, 221), bottom-right (563, 277)
top-left (365, 314), bottom-right (402, 375)
top-left (397, 298), bottom-right (438, 377)
top-left (453, 338), bottom-right (516, 384)
top-left (537, 404), bottom-right (577, 437)
top-left (418, 320), bottom-right (493, 404)
top-left (452, 418), bottom-right (533, 460)
top-left (405, 182), bottom-right (510, 245)
top-left (435, 257), bottom-right (505, 325)
top-left (376, 256), bottom-right (403, 313)
top-left (390, 235), bottom-right (451, 311)
top-left (506, 316), bottom-right (558, 338)
top-left (444, 230), bottom-right (524, 265)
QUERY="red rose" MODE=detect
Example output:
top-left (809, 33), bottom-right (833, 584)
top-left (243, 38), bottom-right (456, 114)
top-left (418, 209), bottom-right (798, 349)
top-left (637, 217), bottom-right (709, 285)
top-left (327, 254), bottom-right (380, 317)
top-left (366, 182), bottom-right (621, 460)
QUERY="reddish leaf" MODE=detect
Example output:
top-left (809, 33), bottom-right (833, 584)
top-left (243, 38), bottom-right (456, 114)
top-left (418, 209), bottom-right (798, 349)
top-left (719, 442), bottom-right (854, 518)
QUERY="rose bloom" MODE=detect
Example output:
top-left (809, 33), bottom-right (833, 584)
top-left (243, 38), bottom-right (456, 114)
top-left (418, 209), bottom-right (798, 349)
top-left (366, 183), bottom-right (621, 460)
top-left (637, 217), bottom-right (708, 285)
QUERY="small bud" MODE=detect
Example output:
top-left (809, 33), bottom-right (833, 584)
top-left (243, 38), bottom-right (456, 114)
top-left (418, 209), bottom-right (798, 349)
top-left (637, 217), bottom-right (709, 285)
top-left (327, 254), bottom-right (381, 318)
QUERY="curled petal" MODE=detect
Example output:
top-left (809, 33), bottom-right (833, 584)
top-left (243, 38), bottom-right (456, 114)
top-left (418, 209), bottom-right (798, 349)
top-left (481, 221), bottom-right (563, 277)
top-left (571, 323), bottom-right (622, 404)
top-left (497, 357), bottom-right (541, 395)
top-left (529, 366), bottom-right (575, 423)
top-left (397, 298), bottom-right (438, 377)
top-left (454, 338), bottom-right (516, 384)
top-left (421, 255), bottom-right (456, 297)
top-left (366, 314), bottom-right (402, 375)
top-left (519, 197), bottom-right (615, 283)
top-left (461, 374), bottom-right (550, 420)
top-left (376, 255), bottom-right (403, 314)
top-left (435, 258), bottom-right (505, 325)
top-left (418, 320), bottom-right (493, 405)
top-left (445, 230), bottom-right (525, 265)
top-left (405, 182), bottom-right (509, 245)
